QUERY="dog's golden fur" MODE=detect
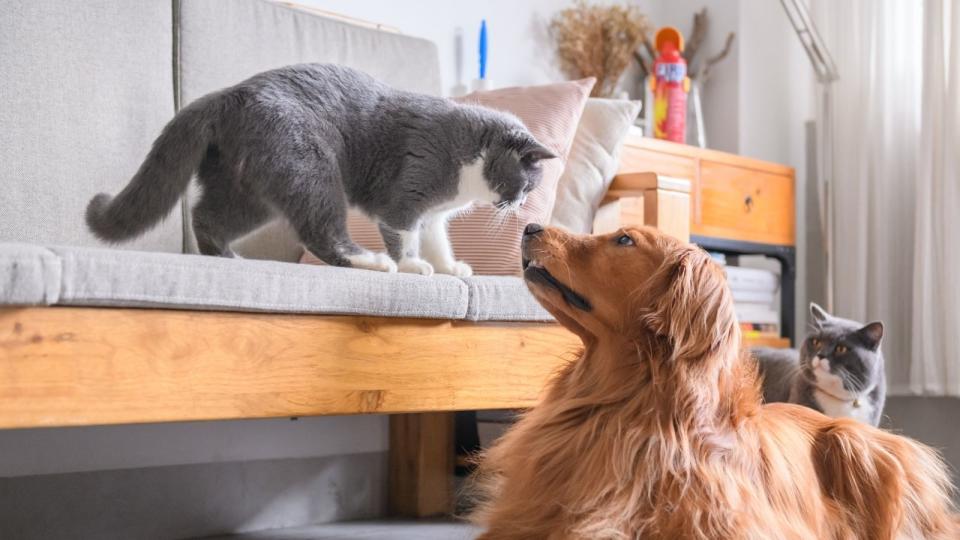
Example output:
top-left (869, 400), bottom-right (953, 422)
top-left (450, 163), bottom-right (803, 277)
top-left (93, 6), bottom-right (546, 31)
top-left (471, 226), bottom-right (957, 539)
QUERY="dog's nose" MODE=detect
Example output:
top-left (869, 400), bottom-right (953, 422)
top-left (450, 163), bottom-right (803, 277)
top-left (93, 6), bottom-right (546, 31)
top-left (524, 223), bottom-right (543, 236)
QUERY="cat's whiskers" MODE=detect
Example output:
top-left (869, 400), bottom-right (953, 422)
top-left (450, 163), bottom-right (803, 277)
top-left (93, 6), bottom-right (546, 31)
top-left (485, 204), bottom-right (511, 234)
top-left (836, 370), bottom-right (868, 395)
top-left (509, 201), bottom-right (522, 239)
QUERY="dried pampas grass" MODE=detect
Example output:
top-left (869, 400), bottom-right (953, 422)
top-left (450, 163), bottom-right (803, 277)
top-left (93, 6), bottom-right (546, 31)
top-left (550, 1), bottom-right (650, 97)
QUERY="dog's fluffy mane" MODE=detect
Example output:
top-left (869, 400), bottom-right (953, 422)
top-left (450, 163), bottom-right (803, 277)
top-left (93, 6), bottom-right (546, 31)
top-left (470, 232), bottom-right (956, 539)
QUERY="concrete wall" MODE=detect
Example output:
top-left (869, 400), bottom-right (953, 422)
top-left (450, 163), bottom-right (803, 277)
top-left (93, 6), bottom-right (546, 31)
top-left (0, 416), bottom-right (387, 477)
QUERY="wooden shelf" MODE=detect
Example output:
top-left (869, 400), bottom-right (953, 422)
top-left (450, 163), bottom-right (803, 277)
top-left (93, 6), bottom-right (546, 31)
top-left (743, 334), bottom-right (792, 349)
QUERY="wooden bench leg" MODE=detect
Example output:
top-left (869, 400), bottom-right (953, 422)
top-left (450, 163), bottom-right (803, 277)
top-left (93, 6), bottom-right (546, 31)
top-left (388, 412), bottom-right (455, 517)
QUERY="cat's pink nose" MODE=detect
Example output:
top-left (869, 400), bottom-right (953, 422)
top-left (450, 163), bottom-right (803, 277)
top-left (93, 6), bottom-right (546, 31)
top-left (812, 356), bottom-right (830, 371)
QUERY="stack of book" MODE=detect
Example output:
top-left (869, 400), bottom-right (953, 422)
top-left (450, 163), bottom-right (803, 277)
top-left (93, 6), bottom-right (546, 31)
top-left (724, 265), bottom-right (780, 339)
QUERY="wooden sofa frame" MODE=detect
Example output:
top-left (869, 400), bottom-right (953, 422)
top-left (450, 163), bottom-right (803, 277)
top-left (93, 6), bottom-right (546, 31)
top-left (0, 172), bottom-right (689, 517)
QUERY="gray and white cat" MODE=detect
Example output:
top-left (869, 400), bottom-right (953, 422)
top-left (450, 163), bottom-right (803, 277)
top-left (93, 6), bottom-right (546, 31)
top-left (86, 63), bottom-right (555, 276)
top-left (753, 303), bottom-right (886, 426)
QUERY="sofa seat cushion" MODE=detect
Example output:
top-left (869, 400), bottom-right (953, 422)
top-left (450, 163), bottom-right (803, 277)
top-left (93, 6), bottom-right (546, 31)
top-left (0, 244), bottom-right (62, 306)
top-left (0, 244), bottom-right (466, 319)
top-left (463, 277), bottom-right (552, 322)
top-left (0, 244), bottom-right (552, 322)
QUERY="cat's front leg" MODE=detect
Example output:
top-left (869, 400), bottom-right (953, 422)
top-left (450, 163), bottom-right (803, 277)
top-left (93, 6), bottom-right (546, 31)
top-left (378, 223), bottom-right (434, 276)
top-left (421, 215), bottom-right (472, 277)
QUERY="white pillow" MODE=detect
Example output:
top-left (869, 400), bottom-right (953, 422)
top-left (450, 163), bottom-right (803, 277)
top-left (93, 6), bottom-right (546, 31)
top-left (549, 98), bottom-right (642, 234)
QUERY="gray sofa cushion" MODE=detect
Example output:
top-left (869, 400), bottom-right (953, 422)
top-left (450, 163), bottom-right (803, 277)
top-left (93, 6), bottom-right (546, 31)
top-left (0, 244), bottom-right (467, 319)
top-left (177, 0), bottom-right (443, 262)
top-left (0, 245), bottom-right (61, 305)
top-left (463, 277), bottom-right (552, 322)
top-left (0, 244), bottom-right (553, 323)
top-left (0, 1), bottom-right (182, 253)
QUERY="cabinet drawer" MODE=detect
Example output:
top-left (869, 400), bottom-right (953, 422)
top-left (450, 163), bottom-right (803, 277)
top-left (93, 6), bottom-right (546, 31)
top-left (693, 161), bottom-right (795, 246)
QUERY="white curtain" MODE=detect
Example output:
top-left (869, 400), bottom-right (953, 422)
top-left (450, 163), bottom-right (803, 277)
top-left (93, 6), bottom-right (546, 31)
top-left (813, 0), bottom-right (959, 395)
top-left (911, 0), bottom-right (960, 395)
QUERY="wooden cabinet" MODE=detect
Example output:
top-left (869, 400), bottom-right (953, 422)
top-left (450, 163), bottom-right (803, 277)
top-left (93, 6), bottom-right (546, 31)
top-left (697, 162), bottom-right (795, 246)
top-left (615, 134), bottom-right (796, 248)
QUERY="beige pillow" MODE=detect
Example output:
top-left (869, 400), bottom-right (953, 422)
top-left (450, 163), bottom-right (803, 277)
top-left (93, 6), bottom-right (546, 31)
top-left (549, 99), bottom-right (642, 234)
top-left (303, 78), bottom-right (595, 276)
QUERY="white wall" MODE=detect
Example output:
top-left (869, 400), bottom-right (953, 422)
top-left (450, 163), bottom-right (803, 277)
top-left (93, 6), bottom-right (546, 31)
top-left (298, 0), bottom-right (573, 95)
top-left (646, 0), bottom-right (741, 155)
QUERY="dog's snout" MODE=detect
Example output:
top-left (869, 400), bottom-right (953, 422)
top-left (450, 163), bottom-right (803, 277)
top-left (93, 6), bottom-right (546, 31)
top-left (524, 223), bottom-right (544, 236)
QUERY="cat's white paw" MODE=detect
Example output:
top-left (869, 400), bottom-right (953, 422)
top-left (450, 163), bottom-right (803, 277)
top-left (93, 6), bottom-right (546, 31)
top-left (398, 257), bottom-right (434, 276)
top-left (347, 251), bottom-right (397, 273)
top-left (435, 260), bottom-right (473, 277)
top-left (374, 253), bottom-right (398, 273)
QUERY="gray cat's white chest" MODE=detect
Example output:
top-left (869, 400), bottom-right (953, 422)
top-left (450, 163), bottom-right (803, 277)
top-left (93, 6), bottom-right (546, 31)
top-left (811, 361), bottom-right (875, 424)
top-left (429, 155), bottom-right (497, 217)
top-left (814, 388), bottom-right (875, 424)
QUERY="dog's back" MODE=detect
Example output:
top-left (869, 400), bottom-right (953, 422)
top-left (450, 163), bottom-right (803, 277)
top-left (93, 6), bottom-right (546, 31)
top-left (760, 403), bottom-right (957, 539)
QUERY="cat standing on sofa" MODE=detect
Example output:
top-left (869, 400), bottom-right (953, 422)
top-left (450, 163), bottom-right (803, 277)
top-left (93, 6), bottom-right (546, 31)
top-left (754, 303), bottom-right (886, 426)
top-left (86, 63), bottom-right (555, 276)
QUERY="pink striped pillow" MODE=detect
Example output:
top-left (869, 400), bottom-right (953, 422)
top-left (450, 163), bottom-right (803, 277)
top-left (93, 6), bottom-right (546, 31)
top-left (303, 78), bottom-right (595, 275)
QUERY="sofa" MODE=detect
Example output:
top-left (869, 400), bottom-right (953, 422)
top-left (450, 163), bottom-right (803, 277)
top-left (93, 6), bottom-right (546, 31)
top-left (0, 0), bottom-right (688, 531)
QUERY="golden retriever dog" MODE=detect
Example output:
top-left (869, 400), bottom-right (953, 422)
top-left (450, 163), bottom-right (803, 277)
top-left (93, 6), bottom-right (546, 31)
top-left (471, 224), bottom-right (957, 539)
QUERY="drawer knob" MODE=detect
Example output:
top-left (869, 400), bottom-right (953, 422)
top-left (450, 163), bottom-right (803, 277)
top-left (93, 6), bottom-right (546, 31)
top-left (744, 195), bottom-right (754, 213)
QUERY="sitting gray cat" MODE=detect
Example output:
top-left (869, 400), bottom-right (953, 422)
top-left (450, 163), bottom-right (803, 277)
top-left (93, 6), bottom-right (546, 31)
top-left (753, 303), bottom-right (886, 426)
top-left (86, 63), bottom-right (555, 276)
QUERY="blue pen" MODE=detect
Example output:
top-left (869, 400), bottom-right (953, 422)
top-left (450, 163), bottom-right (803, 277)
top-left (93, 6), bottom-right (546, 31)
top-left (479, 20), bottom-right (487, 80)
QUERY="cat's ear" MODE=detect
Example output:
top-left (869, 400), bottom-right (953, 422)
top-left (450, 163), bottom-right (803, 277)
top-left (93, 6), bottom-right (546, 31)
top-left (857, 321), bottom-right (884, 350)
top-left (520, 141), bottom-right (557, 164)
top-left (809, 302), bottom-right (830, 324)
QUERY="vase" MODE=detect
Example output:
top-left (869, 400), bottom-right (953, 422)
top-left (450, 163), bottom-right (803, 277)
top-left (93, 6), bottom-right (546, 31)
top-left (687, 79), bottom-right (707, 148)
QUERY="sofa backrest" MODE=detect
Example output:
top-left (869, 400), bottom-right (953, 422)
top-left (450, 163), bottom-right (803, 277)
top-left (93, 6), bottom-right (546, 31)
top-left (1, 0), bottom-right (442, 260)
top-left (177, 0), bottom-right (442, 261)
top-left (0, 0), bottom-right (183, 253)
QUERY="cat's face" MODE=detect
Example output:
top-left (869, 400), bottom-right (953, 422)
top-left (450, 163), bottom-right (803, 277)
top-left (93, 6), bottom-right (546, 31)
top-left (484, 129), bottom-right (556, 209)
top-left (800, 303), bottom-right (884, 398)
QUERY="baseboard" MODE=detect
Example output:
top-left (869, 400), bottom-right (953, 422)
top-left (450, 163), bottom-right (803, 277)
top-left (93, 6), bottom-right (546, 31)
top-left (0, 451), bottom-right (387, 540)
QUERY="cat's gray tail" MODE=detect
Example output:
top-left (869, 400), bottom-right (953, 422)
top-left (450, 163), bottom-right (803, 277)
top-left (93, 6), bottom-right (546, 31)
top-left (85, 95), bottom-right (219, 243)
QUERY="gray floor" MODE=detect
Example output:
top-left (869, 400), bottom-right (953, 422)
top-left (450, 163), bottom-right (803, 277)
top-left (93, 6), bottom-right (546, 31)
top-left (200, 520), bottom-right (479, 540)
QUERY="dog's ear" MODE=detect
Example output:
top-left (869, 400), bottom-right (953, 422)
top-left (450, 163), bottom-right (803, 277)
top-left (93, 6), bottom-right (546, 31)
top-left (641, 246), bottom-right (737, 359)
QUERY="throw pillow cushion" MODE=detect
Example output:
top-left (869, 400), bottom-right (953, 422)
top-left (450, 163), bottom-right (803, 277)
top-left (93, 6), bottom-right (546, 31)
top-left (549, 98), bottom-right (642, 234)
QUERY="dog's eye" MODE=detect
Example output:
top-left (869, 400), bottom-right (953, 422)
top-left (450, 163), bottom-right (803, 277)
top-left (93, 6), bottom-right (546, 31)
top-left (616, 234), bottom-right (634, 246)
top-left (835, 344), bottom-right (848, 354)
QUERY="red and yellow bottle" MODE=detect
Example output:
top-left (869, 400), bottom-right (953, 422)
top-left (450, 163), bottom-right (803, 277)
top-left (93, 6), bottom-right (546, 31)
top-left (650, 27), bottom-right (690, 143)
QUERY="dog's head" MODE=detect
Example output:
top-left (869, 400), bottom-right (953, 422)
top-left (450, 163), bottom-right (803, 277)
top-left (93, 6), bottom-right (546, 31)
top-left (521, 224), bottom-right (738, 356)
